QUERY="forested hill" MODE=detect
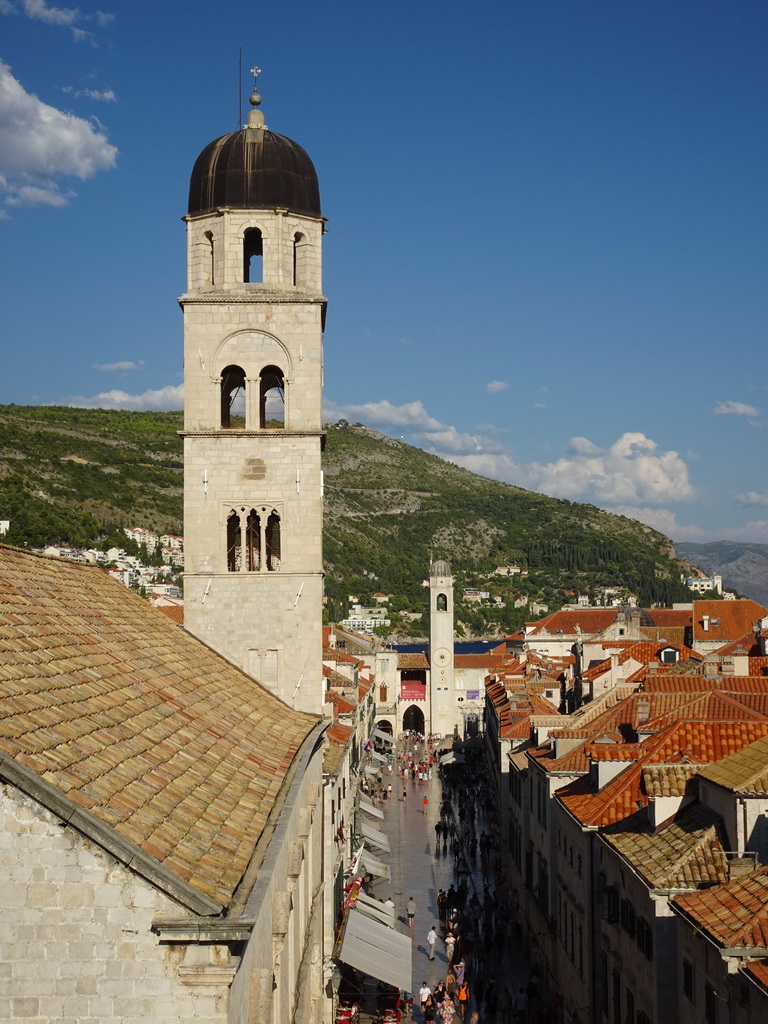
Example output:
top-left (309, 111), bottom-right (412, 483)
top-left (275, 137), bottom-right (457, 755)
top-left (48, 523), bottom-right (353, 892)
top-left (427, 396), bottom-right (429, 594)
top-left (0, 406), bottom-right (700, 635)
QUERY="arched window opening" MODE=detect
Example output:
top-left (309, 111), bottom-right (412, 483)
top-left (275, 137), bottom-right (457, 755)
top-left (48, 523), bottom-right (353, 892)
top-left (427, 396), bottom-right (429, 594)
top-left (243, 228), bottom-right (263, 283)
top-left (260, 366), bottom-right (285, 428)
top-left (293, 232), bottom-right (308, 287)
top-left (436, 593), bottom-right (448, 612)
top-left (205, 230), bottom-right (215, 285)
top-left (246, 509), bottom-right (261, 571)
top-left (266, 510), bottom-right (281, 571)
top-left (226, 510), bottom-right (241, 572)
top-left (221, 365), bottom-right (246, 428)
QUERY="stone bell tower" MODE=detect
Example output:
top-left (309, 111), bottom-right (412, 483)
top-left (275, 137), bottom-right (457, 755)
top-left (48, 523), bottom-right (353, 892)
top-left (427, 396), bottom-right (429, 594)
top-left (180, 70), bottom-right (325, 714)
top-left (429, 559), bottom-right (456, 736)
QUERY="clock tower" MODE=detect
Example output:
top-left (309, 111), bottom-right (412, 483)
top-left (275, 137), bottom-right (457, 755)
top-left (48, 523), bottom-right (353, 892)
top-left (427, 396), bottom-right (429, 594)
top-left (429, 559), bottom-right (455, 736)
top-left (180, 73), bottom-right (325, 715)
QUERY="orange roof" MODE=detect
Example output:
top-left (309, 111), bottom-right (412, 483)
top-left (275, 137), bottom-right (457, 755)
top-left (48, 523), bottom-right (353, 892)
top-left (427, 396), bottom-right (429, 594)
top-left (673, 866), bottom-right (768, 948)
top-left (643, 676), bottom-right (768, 693)
top-left (692, 600), bottom-right (768, 643)
top-left (324, 691), bottom-right (355, 715)
top-left (559, 720), bottom-right (768, 827)
top-left (327, 723), bottom-right (354, 745)
top-left (156, 604), bottom-right (184, 625)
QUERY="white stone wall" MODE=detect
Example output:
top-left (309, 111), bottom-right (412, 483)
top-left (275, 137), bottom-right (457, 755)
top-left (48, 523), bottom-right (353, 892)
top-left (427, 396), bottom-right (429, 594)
top-left (429, 573), bottom-right (455, 736)
top-left (0, 784), bottom-right (229, 1024)
top-left (181, 202), bottom-right (325, 716)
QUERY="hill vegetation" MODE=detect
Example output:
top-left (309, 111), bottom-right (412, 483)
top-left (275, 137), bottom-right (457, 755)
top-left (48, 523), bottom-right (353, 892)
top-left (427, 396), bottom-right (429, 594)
top-left (0, 406), bottom-right (701, 637)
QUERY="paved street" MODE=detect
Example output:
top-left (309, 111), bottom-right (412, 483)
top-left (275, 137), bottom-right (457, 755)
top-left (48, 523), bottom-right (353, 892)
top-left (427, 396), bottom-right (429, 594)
top-left (364, 738), bottom-right (531, 1023)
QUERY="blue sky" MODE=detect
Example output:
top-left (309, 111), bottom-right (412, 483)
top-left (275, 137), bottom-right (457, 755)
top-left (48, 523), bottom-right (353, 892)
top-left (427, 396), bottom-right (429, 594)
top-left (1, 1), bottom-right (767, 546)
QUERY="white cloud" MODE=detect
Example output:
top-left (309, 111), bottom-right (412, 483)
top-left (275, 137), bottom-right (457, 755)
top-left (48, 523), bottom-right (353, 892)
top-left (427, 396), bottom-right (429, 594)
top-left (61, 85), bottom-right (116, 102)
top-left (326, 399), bottom-right (695, 508)
top-left (734, 491), bottom-right (768, 508)
top-left (24, 0), bottom-right (79, 25)
top-left (528, 432), bottom-right (694, 505)
top-left (94, 9), bottom-right (113, 26)
top-left (6, 183), bottom-right (71, 206)
top-left (66, 385), bottom-right (183, 411)
top-left (70, 26), bottom-right (95, 44)
top-left (714, 400), bottom-right (759, 417)
top-left (607, 506), bottom-right (708, 542)
top-left (486, 380), bottom-right (508, 394)
top-left (0, 61), bottom-right (116, 209)
top-left (324, 398), bottom-right (444, 432)
top-left (94, 360), bottom-right (144, 372)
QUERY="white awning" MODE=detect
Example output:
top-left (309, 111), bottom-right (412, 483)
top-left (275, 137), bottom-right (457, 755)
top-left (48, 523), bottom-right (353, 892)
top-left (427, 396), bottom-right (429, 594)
top-left (369, 748), bottom-right (387, 762)
top-left (360, 820), bottom-right (391, 853)
top-left (439, 751), bottom-right (465, 765)
top-left (360, 847), bottom-right (391, 880)
top-left (359, 796), bottom-right (384, 820)
top-left (354, 891), bottom-right (396, 927)
top-left (337, 908), bottom-right (411, 992)
top-left (365, 765), bottom-right (379, 779)
top-left (374, 728), bottom-right (395, 745)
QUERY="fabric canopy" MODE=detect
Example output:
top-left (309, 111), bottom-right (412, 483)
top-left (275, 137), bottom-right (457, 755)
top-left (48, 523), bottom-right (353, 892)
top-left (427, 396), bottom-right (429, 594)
top-left (439, 751), bottom-right (465, 765)
top-left (365, 765), bottom-right (379, 779)
top-left (337, 908), bottom-right (411, 992)
top-left (359, 820), bottom-right (391, 853)
top-left (373, 728), bottom-right (395, 745)
top-left (359, 796), bottom-right (384, 820)
top-left (369, 748), bottom-right (387, 762)
top-left (360, 847), bottom-right (390, 880)
top-left (354, 891), bottom-right (396, 927)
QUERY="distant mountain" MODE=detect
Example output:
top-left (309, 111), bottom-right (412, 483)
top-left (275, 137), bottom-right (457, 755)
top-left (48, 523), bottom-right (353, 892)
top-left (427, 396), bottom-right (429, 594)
top-left (0, 406), bottom-right (701, 635)
top-left (676, 541), bottom-right (768, 607)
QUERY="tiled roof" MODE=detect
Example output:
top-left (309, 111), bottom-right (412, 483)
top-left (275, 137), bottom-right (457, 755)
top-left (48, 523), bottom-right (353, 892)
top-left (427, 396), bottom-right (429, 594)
top-left (398, 653), bottom-right (429, 670)
top-left (640, 692), bottom-right (768, 731)
top-left (324, 724), bottom-right (353, 775)
top-left (558, 720), bottom-right (768, 827)
top-left (642, 764), bottom-right (699, 798)
top-left (0, 545), bottom-right (320, 909)
top-left (454, 653), bottom-right (512, 669)
top-left (601, 803), bottom-right (729, 890)
top-left (642, 676), bottom-right (768, 693)
top-left (156, 604), bottom-right (184, 625)
top-left (714, 633), bottom-right (762, 657)
top-left (745, 960), bottom-right (768, 993)
top-left (673, 866), bottom-right (768, 948)
top-left (692, 600), bottom-right (768, 643)
top-left (697, 734), bottom-right (768, 795)
top-left (324, 690), bottom-right (356, 715)
top-left (525, 609), bottom-right (617, 636)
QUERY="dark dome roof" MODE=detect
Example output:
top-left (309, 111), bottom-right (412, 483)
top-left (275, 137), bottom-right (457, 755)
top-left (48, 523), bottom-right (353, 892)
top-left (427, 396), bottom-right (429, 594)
top-left (430, 559), bottom-right (452, 578)
top-left (188, 127), bottom-right (321, 218)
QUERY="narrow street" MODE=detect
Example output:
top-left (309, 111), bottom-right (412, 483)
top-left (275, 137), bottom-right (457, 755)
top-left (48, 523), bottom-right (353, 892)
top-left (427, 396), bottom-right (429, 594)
top-left (361, 736), bottom-right (531, 1023)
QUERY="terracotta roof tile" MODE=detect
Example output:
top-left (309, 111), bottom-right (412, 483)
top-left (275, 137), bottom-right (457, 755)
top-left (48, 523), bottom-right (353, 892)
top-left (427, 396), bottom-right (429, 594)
top-left (697, 734), bottom-right (768, 794)
top-left (642, 675), bottom-right (768, 693)
top-left (398, 653), bottom-right (429, 670)
top-left (692, 601), bottom-right (768, 643)
top-left (642, 764), bottom-right (698, 798)
top-left (0, 545), bottom-right (319, 908)
top-left (601, 803), bottom-right (729, 890)
top-left (673, 866), bottom-right (768, 948)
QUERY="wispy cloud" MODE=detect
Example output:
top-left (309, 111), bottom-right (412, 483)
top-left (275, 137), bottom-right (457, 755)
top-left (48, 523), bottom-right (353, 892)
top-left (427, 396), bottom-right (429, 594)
top-left (325, 398), bottom-right (693, 508)
top-left (714, 400), bottom-right (759, 417)
top-left (23, 0), bottom-right (79, 26)
top-left (486, 380), bottom-right (508, 394)
top-left (0, 61), bottom-right (116, 211)
top-left (66, 384), bottom-right (183, 411)
top-left (734, 491), bottom-right (768, 508)
top-left (61, 85), bottom-right (116, 102)
top-left (94, 360), bottom-right (144, 372)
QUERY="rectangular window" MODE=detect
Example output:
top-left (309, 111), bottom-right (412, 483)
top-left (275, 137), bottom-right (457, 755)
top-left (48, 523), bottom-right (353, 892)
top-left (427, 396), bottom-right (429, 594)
top-left (704, 984), bottom-right (717, 1024)
top-left (682, 959), bottom-right (693, 1000)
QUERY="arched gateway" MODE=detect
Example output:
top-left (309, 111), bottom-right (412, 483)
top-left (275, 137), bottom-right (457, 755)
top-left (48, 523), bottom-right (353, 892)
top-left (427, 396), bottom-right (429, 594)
top-left (402, 704), bottom-right (425, 735)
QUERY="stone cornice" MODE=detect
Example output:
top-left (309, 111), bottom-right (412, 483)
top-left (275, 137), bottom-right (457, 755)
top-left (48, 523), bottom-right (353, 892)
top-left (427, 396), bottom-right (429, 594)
top-left (0, 753), bottom-right (224, 917)
top-left (178, 291), bottom-right (326, 305)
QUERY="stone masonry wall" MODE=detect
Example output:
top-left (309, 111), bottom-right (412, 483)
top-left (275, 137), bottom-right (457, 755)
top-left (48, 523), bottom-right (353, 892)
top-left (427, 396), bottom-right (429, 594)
top-left (0, 784), bottom-right (229, 1024)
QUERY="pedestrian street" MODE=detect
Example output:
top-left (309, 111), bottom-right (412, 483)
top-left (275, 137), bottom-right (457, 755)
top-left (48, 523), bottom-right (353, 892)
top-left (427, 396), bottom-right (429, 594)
top-left (360, 736), bottom-right (531, 1023)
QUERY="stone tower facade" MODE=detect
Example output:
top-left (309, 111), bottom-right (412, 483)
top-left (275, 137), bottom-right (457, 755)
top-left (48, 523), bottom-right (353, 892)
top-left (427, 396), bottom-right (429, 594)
top-left (180, 81), bottom-right (325, 715)
top-left (429, 559), bottom-right (456, 735)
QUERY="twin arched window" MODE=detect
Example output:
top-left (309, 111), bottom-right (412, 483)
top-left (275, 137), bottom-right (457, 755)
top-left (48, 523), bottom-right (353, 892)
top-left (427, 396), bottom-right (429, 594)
top-left (227, 506), bottom-right (281, 572)
top-left (219, 365), bottom-right (285, 429)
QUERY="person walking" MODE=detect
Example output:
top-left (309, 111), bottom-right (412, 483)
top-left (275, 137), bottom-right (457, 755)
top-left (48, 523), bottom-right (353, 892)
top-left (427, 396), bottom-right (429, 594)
top-left (457, 978), bottom-right (471, 1022)
top-left (419, 981), bottom-right (432, 1017)
top-left (406, 897), bottom-right (418, 931)
top-left (427, 925), bottom-right (437, 960)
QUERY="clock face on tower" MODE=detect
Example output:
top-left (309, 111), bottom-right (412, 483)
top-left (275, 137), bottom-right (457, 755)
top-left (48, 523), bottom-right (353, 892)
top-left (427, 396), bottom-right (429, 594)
top-left (432, 648), bottom-right (450, 668)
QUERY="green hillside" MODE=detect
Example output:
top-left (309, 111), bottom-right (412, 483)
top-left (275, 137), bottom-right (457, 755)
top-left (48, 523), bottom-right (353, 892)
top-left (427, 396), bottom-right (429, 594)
top-left (0, 406), bottom-right (699, 636)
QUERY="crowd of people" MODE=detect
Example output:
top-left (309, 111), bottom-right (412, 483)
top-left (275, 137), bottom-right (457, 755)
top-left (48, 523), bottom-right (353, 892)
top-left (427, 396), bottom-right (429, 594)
top-left (394, 732), bottom-right (542, 1024)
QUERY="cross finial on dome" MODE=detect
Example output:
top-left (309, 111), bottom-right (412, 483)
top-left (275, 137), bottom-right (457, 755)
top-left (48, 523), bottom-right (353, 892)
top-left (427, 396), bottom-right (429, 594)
top-left (247, 63), bottom-right (266, 129)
